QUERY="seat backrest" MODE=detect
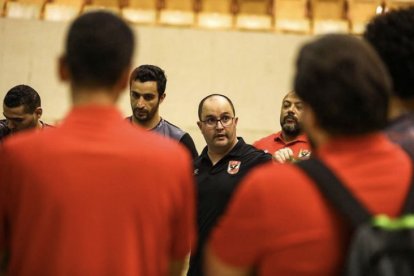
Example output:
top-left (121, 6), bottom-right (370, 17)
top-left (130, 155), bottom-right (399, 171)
top-left (200, 0), bottom-right (233, 13)
top-left (127, 0), bottom-right (158, 9)
top-left (237, 0), bottom-right (272, 14)
top-left (348, 0), bottom-right (380, 21)
top-left (163, 0), bottom-right (194, 10)
top-left (311, 0), bottom-right (346, 20)
top-left (274, 0), bottom-right (309, 19)
top-left (386, 0), bottom-right (414, 11)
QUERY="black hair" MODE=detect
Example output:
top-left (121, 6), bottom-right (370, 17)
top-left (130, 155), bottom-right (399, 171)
top-left (198, 94), bottom-right (235, 120)
top-left (4, 84), bottom-right (41, 113)
top-left (65, 12), bottom-right (134, 88)
top-left (364, 7), bottom-right (414, 99)
top-left (294, 34), bottom-right (392, 135)
top-left (129, 65), bottom-right (167, 96)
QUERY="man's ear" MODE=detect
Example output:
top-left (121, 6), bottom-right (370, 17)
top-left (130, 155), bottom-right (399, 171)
top-left (58, 55), bottom-right (70, 82)
top-left (159, 93), bottom-right (166, 104)
top-left (197, 121), bottom-right (202, 130)
top-left (34, 107), bottom-right (43, 119)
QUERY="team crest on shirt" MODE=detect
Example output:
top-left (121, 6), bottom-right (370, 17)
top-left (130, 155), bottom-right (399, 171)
top-left (227, 160), bottom-right (241, 175)
top-left (298, 149), bottom-right (311, 159)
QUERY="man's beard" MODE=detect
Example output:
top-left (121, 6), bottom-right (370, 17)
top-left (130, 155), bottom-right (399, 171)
top-left (281, 115), bottom-right (301, 137)
top-left (132, 102), bottom-right (160, 123)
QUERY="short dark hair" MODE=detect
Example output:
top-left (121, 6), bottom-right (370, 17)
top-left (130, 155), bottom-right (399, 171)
top-left (364, 7), bottom-right (414, 99)
top-left (4, 84), bottom-right (41, 113)
top-left (130, 65), bottom-right (167, 96)
top-left (198, 94), bottom-right (236, 120)
top-left (65, 12), bottom-right (134, 88)
top-left (294, 34), bottom-right (392, 136)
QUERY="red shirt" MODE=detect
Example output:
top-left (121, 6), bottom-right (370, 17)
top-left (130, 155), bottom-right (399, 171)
top-left (253, 131), bottom-right (311, 159)
top-left (0, 105), bottom-right (195, 276)
top-left (211, 133), bottom-right (411, 276)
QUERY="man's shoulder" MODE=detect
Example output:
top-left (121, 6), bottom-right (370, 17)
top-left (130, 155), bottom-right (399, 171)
top-left (235, 140), bottom-right (273, 165)
top-left (162, 119), bottom-right (187, 134)
top-left (253, 132), bottom-right (280, 147)
top-left (386, 113), bottom-right (414, 146)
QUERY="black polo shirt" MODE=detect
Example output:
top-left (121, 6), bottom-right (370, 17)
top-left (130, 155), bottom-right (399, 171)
top-left (188, 137), bottom-right (272, 276)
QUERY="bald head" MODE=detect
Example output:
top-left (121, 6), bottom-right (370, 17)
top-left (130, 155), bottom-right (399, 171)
top-left (198, 94), bottom-right (235, 120)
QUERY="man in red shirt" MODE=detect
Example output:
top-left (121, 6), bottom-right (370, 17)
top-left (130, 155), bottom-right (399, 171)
top-left (0, 12), bottom-right (195, 276)
top-left (253, 91), bottom-right (311, 163)
top-left (205, 34), bottom-right (412, 276)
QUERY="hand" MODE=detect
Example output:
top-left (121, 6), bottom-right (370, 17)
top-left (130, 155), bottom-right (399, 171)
top-left (274, 148), bottom-right (294, 163)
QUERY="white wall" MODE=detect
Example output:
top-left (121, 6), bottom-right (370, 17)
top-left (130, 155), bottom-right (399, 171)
top-left (0, 18), bottom-right (312, 152)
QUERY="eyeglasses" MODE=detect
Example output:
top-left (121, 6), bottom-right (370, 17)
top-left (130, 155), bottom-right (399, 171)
top-left (200, 115), bottom-right (234, 128)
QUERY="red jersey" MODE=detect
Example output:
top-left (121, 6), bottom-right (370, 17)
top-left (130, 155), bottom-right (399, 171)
top-left (253, 131), bottom-right (311, 160)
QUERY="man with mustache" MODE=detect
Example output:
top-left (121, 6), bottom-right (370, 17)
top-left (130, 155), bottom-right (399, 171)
top-left (254, 91), bottom-right (311, 163)
top-left (187, 94), bottom-right (272, 276)
top-left (127, 64), bottom-right (198, 159)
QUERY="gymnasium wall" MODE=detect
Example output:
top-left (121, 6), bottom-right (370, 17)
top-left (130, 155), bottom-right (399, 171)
top-left (0, 17), bottom-right (312, 152)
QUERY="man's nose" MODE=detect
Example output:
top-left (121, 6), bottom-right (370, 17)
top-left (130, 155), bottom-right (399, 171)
top-left (215, 120), bottom-right (225, 129)
top-left (136, 97), bottom-right (145, 107)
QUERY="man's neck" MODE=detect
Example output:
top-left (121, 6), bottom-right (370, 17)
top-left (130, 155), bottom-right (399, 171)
top-left (207, 138), bottom-right (238, 166)
top-left (71, 87), bottom-right (119, 107)
top-left (281, 131), bottom-right (300, 143)
top-left (132, 114), bottom-right (161, 130)
top-left (36, 120), bottom-right (43, 129)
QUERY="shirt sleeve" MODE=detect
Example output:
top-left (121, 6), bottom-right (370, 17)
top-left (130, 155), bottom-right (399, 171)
top-left (179, 133), bottom-right (198, 161)
top-left (209, 170), bottom-right (268, 267)
top-left (170, 151), bottom-right (197, 259)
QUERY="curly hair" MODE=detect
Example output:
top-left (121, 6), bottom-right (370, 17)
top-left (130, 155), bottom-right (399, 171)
top-left (4, 84), bottom-right (41, 113)
top-left (129, 65), bottom-right (167, 96)
top-left (364, 7), bottom-right (414, 99)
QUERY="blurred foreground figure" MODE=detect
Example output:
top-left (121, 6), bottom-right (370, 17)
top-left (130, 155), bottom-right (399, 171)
top-left (0, 12), bottom-right (195, 276)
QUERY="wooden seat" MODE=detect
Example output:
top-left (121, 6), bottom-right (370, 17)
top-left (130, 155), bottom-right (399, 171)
top-left (235, 0), bottom-right (273, 30)
top-left (83, 0), bottom-right (121, 14)
top-left (121, 0), bottom-right (157, 24)
top-left (348, 0), bottom-right (382, 34)
top-left (5, 1), bottom-right (43, 19)
top-left (311, 0), bottom-right (350, 34)
top-left (159, 0), bottom-right (195, 26)
top-left (274, 0), bottom-right (311, 33)
top-left (386, 0), bottom-right (414, 10)
top-left (44, 3), bottom-right (80, 20)
top-left (0, 0), bottom-right (6, 16)
top-left (197, 0), bottom-right (234, 29)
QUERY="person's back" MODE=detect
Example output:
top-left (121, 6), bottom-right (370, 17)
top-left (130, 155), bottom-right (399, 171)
top-left (0, 111), bottom-right (194, 275)
top-left (205, 34), bottom-right (411, 276)
top-left (214, 136), bottom-right (410, 275)
top-left (0, 12), bottom-right (194, 276)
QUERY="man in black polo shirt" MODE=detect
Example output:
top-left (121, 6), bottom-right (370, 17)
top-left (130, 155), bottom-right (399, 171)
top-left (127, 64), bottom-right (198, 160)
top-left (187, 94), bottom-right (272, 276)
